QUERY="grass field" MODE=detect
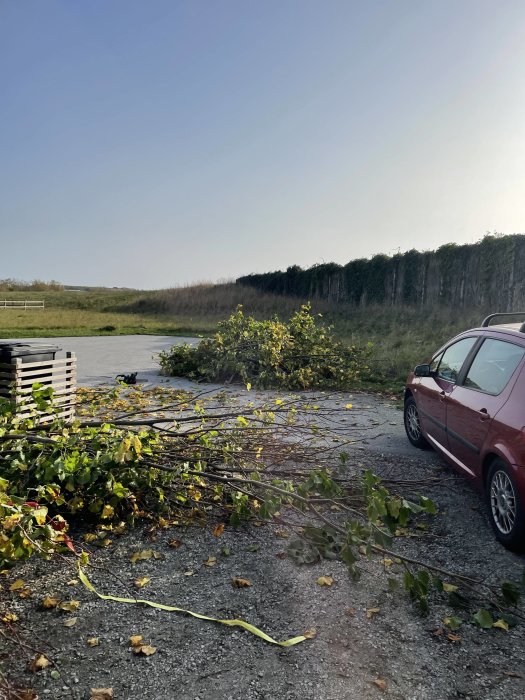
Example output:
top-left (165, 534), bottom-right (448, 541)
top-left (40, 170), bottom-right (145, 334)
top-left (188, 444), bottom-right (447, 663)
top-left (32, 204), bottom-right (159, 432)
top-left (0, 285), bottom-right (491, 391)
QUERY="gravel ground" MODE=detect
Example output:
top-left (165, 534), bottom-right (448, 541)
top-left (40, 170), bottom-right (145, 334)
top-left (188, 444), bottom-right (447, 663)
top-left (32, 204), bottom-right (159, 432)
top-left (1, 337), bottom-right (524, 699)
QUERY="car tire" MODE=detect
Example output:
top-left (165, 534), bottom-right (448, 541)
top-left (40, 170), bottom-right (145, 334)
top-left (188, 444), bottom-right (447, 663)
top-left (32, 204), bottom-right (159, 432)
top-left (404, 396), bottom-right (429, 449)
top-left (486, 459), bottom-right (525, 553)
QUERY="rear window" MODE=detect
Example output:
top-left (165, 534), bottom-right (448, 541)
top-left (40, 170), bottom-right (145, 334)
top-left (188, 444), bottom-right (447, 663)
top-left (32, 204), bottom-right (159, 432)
top-left (463, 338), bottom-right (525, 395)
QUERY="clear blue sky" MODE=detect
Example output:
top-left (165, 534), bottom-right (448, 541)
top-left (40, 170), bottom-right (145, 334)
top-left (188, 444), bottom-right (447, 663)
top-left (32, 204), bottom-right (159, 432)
top-left (2, 0), bottom-right (525, 288)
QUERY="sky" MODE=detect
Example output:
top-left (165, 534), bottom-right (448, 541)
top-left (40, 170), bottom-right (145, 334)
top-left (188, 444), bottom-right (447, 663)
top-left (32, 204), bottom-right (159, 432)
top-left (2, 0), bottom-right (525, 289)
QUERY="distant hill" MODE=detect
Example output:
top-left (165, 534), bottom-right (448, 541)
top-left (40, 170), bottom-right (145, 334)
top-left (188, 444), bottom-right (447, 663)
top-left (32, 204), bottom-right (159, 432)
top-left (237, 234), bottom-right (525, 311)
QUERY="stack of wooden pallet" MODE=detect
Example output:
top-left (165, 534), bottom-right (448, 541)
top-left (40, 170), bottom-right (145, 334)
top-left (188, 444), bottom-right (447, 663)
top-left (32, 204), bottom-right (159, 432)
top-left (0, 352), bottom-right (77, 423)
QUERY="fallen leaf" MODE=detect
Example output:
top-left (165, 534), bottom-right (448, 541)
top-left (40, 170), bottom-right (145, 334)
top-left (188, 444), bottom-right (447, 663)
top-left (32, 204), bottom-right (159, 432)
top-left (213, 523), bottom-right (225, 537)
top-left (87, 637), bottom-right (100, 647)
top-left (18, 587), bottom-right (32, 598)
top-left (366, 607), bottom-right (380, 619)
top-left (232, 577), bottom-right (252, 588)
top-left (63, 617), bottom-right (78, 627)
top-left (274, 529), bottom-right (289, 538)
top-left (184, 570), bottom-right (194, 577)
top-left (345, 607), bottom-right (357, 617)
top-left (129, 635), bottom-right (143, 646)
top-left (168, 539), bottom-right (182, 549)
top-left (345, 403), bottom-right (353, 409)
top-left (29, 654), bottom-right (50, 672)
top-left (316, 576), bottom-right (334, 587)
top-left (372, 678), bottom-right (387, 691)
top-left (130, 549), bottom-right (161, 563)
top-left (58, 600), bottom-right (80, 612)
top-left (9, 690), bottom-right (37, 700)
top-left (133, 644), bottom-right (157, 656)
top-left (1, 612), bottom-right (18, 622)
top-left (503, 671), bottom-right (523, 678)
top-left (42, 596), bottom-right (60, 609)
top-left (90, 689), bottom-right (113, 700)
top-left (380, 558), bottom-right (394, 567)
top-left (134, 577), bottom-right (151, 588)
top-left (442, 583), bottom-right (458, 593)
top-left (447, 633), bottom-right (461, 642)
top-left (67, 579), bottom-right (79, 586)
top-left (303, 628), bottom-right (317, 639)
top-left (9, 579), bottom-right (25, 591)
top-left (203, 556), bottom-right (217, 567)
top-left (493, 619), bottom-right (509, 632)
top-left (433, 627), bottom-right (444, 637)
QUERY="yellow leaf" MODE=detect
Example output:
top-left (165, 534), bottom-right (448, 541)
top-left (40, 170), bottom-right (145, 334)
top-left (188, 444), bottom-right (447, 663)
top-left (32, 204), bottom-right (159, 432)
top-left (443, 583), bottom-right (458, 593)
top-left (134, 577), bottom-right (151, 588)
top-left (9, 579), bottom-right (25, 591)
top-left (134, 644), bottom-right (157, 656)
top-left (2, 612), bottom-right (18, 622)
top-left (63, 617), bottom-right (78, 627)
top-left (316, 576), bottom-right (334, 587)
top-left (213, 523), bottom-right (225, 537)
top-left (232, 577), bottom-right (252, 588)
top-left (303, 628), bottom-right (317, 639)
top-left (29, 654), bottom-right (50, 672)
top-left (58, 600), bottom-right (80, 612)
top-left (67, 579), bottom-right (79, 586)
top-left (493, 619), bottom-right (509, 632)
top-left (129, 635), bottom-right (143, 646)
top-left (380, 558), bottom-right (394, 567)
top-left (42, 596), bottom-right (60, 609)
top-left (372, 678), bottom-right (387, 691)
top-left (101, 505), bottom-right (114, 519)
top-left (18, 587), bottom-right (32, 598)
top-left (130, 549), bottom-right (156, 563)
top-left (366, 607), bottom-right (380, 619)
top-left (345, 403), bottom-right (353, 409)
top-left (204, 556), bottom-right (216, 567)
top-left (87, 637), bottom-right (100, 647)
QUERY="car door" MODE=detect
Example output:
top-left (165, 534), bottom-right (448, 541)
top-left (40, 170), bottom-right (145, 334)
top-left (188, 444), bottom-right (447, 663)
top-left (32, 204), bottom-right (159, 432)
top-left (415, 336), bottom-right (478, 452)
top-left (445, 337), bottom-right (525, 476)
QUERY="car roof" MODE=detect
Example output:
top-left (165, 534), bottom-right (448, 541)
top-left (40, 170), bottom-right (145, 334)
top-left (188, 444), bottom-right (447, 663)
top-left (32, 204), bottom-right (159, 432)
top-left (465, 323), bottom-right (525, 341)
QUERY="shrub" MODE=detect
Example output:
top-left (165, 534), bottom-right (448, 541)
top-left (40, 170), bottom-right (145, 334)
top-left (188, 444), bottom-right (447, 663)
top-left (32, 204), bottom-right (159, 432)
top-left (159, 304), bottom-right (371, 389)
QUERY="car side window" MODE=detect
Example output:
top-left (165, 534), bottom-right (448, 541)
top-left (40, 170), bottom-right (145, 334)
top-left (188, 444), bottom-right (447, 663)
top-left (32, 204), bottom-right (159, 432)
top-left (463, 339), bottom-right (525, 395)
top-left (436, 337), bottom-right (477, 383)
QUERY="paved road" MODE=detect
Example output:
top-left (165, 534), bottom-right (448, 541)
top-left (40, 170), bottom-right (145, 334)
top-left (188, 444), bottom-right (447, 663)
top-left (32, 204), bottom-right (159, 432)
top-left (0, 335), bottom-right (195, 386)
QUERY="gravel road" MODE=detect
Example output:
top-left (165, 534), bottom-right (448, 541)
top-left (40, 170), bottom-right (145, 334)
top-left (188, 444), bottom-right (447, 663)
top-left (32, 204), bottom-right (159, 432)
top-left (2, 337), bottom-right (524, 700)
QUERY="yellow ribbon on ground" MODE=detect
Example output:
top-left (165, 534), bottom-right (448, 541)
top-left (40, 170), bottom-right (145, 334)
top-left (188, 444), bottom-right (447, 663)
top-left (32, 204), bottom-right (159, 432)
top-left (78, 565), bottom-right (306, 647)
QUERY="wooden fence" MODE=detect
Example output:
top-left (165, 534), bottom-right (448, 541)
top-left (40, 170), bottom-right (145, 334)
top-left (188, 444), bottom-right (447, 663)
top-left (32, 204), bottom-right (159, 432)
top-left (0, 353), bottom-right (76, 423)
top-left (0, 300), bottom-right (45, 309)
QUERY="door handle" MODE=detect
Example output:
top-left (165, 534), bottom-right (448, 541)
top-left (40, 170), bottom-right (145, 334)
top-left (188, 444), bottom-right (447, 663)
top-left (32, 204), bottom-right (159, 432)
top-left (479, 408), bottom-right (490, 421)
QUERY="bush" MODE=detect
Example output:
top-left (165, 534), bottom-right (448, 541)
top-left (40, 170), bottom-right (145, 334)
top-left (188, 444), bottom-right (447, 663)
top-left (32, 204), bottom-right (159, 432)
top-left (159, 305), bottom-right (371, 389)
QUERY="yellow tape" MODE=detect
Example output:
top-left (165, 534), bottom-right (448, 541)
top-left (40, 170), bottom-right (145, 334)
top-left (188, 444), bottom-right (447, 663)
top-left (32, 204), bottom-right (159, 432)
top-left (78, 565), bottom-right (306, 647)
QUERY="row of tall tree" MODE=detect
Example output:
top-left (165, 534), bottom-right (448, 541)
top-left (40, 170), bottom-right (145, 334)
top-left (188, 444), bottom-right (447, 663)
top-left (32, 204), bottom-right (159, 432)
top-left (237, 234), bottom-right (525, 310)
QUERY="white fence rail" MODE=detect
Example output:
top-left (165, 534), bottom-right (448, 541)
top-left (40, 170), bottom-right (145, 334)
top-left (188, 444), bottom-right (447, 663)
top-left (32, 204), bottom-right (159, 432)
top-left (0, 300), bottom-right (45, 309)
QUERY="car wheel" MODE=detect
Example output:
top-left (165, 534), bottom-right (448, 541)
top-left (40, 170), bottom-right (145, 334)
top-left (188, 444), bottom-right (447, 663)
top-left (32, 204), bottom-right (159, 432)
top-left (486, 459), bottom-right (525, 552)
top-left (404, 396), bottom-right (429, 449)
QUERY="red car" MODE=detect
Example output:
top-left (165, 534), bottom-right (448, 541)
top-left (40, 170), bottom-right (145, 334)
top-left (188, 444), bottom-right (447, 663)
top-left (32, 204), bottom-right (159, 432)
top-left (404, 313), bottom-right (525, 551)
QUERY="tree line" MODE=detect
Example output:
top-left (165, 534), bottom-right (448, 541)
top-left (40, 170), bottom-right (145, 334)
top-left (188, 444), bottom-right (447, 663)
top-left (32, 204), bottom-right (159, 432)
top-left (237, 234), bottom-right (525, 310)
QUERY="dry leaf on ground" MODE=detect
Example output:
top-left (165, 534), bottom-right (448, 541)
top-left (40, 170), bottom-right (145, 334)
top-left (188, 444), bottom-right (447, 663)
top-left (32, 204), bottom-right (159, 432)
top-left (366, 607), bottom-right (380, 619)
top-left (90, 689), bottom-right (113, 700)
top-left (29, 654), bottom-right (50, 672)
top-left (372, 678), bottom-right (387, 690)
top-left (232, 577), bottom-right (252, 588)
top-left (213, 523), bottom-right (225, 537)
top-left (316, 576), bottom-right (334, 587)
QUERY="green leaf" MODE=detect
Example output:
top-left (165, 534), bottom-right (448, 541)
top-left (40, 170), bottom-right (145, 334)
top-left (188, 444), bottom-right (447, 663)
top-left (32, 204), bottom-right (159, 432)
top-left (472, 609), bottom-right (494, 629)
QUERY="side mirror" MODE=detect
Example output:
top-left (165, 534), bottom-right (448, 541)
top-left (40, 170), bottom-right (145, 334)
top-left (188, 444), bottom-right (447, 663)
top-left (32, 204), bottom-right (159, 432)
top-left (414, 364), bottom-right (431, 377)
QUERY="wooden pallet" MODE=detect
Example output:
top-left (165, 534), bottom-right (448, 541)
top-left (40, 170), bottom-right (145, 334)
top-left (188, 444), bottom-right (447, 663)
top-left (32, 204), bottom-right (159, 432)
top-left (0, 352), bottom-right (76, 423)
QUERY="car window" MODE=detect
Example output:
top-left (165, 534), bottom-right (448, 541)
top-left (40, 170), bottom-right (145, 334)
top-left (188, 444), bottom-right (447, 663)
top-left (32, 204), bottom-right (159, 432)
top-left (463, 339), bottom-right (525, 395)
top-left (429, 352), bottom-right (443, 373)
top-left (436, 337), bottom-right (477, 383)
